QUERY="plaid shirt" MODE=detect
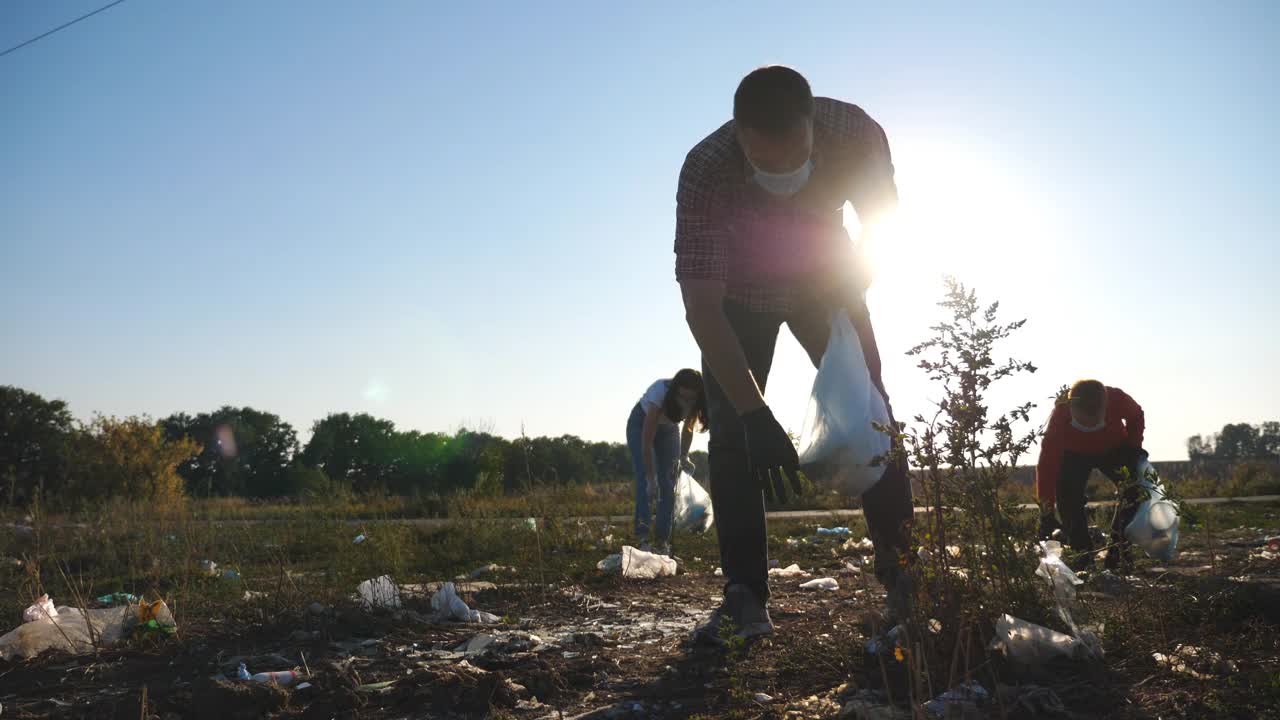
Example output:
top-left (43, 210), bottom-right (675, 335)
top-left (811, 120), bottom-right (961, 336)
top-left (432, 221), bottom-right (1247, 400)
top-left (674, 97), bottom-right (898, 313)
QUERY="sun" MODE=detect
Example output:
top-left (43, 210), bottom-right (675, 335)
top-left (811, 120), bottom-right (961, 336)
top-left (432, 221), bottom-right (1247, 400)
top-left (850, 139), bottom-right (1045, 293)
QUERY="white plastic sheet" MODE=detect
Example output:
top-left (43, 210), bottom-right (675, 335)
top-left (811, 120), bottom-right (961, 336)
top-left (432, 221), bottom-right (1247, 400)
top-left (596, 546), bottom-right (677, 579)
top-left (672, 471), bottom-right (714, 533)
top-left (0, 602), bottom-right (176, 660)
top-left (1124, 460), bottom-right (1180, 561)
top-left (796, 311), bottom-right (892, 495)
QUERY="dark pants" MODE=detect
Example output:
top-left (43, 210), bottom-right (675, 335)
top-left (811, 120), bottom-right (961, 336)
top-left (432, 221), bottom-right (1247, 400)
top-left (1056, 447), bottom-right (1143, 556)
top-left (704, 301), bottom-right (914, 602)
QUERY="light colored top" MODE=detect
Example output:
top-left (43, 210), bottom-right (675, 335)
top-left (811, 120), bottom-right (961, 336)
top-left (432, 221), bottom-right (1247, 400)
top-left (639, 379), bottom-right (676, 426)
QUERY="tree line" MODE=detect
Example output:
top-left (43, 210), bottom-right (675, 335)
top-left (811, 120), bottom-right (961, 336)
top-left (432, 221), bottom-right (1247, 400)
top-left (1, 385), bottom-right (697, 507)
top-left (1186, 422), bottom-right (1280, 463)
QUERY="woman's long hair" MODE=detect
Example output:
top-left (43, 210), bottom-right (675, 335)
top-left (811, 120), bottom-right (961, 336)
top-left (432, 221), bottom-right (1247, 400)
top-left (663, 368), bottom-right (709, 432)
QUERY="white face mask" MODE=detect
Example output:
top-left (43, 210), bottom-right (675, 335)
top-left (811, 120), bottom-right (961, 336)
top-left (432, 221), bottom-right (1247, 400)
top-left (1071, 417), bottom-right (1106, 433)
top-left (751, 158), bottom-right (813, 196)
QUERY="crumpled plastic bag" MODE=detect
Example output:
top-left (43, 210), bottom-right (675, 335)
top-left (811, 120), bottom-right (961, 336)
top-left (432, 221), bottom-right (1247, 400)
top-left (796, 311), bottom-right (892, 496)
top-left (799, 577), bottom-right (839, 591)
top-left (357, 575), bottom-right (402, 610)
top-left (22, 594), bottom-right (57, 623)
top-left (1124, 460), bottom-right (1180, 562)
top-left (430, 581), bottom-right (500, 623)
top-left (768, 563), bottom-right (809, 578)
top-left (989, 614), bottom-right (1092, 664)
top-left (673, 471), bottom-right (714, 533)
top-left (596, 546), bottom-right (677, 579)
top-left (0, 600), bottom-right (176, 660)
top-left (1036, 541), bottom-right (1083, 608)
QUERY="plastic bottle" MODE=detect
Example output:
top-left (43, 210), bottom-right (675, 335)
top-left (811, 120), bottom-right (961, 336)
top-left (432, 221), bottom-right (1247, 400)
top-left (250, 670), bottom-right (301, 686)
top-left (238, 663), bottom-right (300, 686)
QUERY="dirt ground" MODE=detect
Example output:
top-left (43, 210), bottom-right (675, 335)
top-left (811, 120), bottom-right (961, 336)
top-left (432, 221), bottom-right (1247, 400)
top-left (2, 509), bottom-right (1278, 720)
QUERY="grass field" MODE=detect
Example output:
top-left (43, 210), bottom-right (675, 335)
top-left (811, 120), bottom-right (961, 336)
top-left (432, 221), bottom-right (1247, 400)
top-left (1, 493), bottom-right (1278, 719)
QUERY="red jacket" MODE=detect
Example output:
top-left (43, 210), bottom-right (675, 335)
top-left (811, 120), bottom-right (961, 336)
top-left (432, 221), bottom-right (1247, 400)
top-left (1035, 386), bottom-right (1145, 502)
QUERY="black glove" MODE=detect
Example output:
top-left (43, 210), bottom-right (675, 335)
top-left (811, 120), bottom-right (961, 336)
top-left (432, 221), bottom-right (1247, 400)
top-left (741, 406), bottom-right (801, 504)
top-left (1038, 510), bottom-right (1063, 541)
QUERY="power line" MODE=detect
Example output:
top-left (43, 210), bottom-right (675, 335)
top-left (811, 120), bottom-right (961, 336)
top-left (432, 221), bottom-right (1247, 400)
top-left (0, 0), bottom-right (130, 59)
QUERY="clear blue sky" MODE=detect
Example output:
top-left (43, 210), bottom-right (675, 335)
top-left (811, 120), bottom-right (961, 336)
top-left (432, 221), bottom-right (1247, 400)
top-left (2, 1), bottom-right (1277, 461)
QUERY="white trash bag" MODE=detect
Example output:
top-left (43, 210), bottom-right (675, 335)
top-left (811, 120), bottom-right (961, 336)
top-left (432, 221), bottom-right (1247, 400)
top-left (673, 471), bottom-right (714, 533)
top-left (1124, 460), bottom-right (1180, 562)
top-left (796, 310), bottom-right (892, 496)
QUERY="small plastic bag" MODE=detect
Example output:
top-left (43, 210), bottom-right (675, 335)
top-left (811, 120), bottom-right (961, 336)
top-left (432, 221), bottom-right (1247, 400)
top-left (672, 471), bottom-right (714, 533)
top-left (23, 594), bottom-right (57, 623)
top-left (796, 311), bottom-right (892, 496)
top-left (430, 581), bottom-right (500, 623)
top-left (596, 546), bottom-right (677, 579)
top-left (1124, 460), bottom-right (1180, 562)
top-left (357, 575), bottom-right (402, 610)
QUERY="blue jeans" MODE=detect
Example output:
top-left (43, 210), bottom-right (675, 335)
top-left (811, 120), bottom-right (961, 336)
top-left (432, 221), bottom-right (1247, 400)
top-left (627, 402), bottom-right (679, 545)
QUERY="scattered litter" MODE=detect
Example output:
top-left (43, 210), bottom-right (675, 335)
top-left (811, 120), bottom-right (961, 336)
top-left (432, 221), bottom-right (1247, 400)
top-left (200, 559), bottom-right (219, 577)
top-left (243, 591), bottom-right (268, 601)
top-left (799, 577), bottom-right (839, 591)
top-left (22, 595), bottom-right (57, 623)
top-left (357, 575), bottom-right (402, 610)
top-left (713, 567), bottom-right (723, 576)
top-left (989, 614), bottom-right (1089, 664)
top-left (1153, 644), bottom-right (1238, 680)
top-left (753, 692), bottom-right (775, 703)
top-left (295, 682), bottom-right (312, 691)
top-left (525, 518), bottom-right (537, 530)
top-left (352, 534), bottom-right (367, 544)
top-left (673, 471), bottom-right (715, 532)
top-left (817, 527), bottom-right (852, 537)
top-left (843, 537), bottom-right (876, 553)
top-left (430, 581), bottom-right (500, 623)
top-left (95, 592), bottom-right (139, 607)
top-left (0, 600), bottom-right (176, 660)
top-left (923, 682), bottom-right (988, 717)
top-left (843, 562), bottom-right (862, 575)
top-left (769, 564), bottom-right (809, 578)
top-left (596, 546), bottom-right (677, 579)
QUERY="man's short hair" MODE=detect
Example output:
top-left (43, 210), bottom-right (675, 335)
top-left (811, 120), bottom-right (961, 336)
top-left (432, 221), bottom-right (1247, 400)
top-left (733, 65), bottom-right (815, 136)
top-left (1068, 379), bottom-right (1107, 415)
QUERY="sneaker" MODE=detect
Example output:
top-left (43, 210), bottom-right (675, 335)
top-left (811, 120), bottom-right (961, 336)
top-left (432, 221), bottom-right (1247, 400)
top-left (692, 584), bottom-right (774, 646)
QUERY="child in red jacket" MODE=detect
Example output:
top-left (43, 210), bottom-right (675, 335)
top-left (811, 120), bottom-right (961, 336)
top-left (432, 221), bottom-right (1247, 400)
top-left (1036, 379), bottom-right (1148, 570)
